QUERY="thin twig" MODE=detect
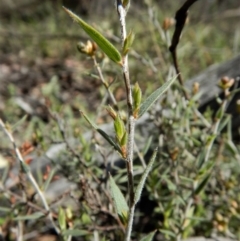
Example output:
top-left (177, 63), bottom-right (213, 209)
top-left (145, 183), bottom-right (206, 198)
top-left (169, 0), bottom-right (199, 99)
top-left (92, 56), bottom-right (119, 110)
top-left (0, 187), bottom-right (58, 218)
top-left (0, 119), bottom-right (60, 234)
top-left (17, 221), bottom-right (23, 241)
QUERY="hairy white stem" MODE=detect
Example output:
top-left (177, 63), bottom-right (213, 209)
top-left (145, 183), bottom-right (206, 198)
top-left (116, 1), bottom-right (136, 241)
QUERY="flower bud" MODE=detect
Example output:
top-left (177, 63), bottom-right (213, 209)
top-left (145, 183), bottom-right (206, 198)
top-left (192, 82), bottom-right (200, 95)
top-left (114, 114), bottom-right (125, 143)
top-left (133, 82), bottom-right (142, 118)
top-left (77, 40), bottom-right (97, 56)
top-left (218, 76), bottom-right (234, 90)
top-left (162, 18), bottom-right (175, 31)
top-left (106, 105), bottom-right (117, 120)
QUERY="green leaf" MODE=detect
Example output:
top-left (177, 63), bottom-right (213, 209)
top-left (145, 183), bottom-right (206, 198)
top-left (109, 174), bottom-right (129, 224)
top-left (63, 7), bottom-right (122, 64)
top-left (43, 168), bottom-right (56, 191)
top-left (140, 230), bottom-right (156, 241)
top-left (12, 115), bottom-right (27, 132)
top-left (20, 161), bottom-right (30, 173)
top-left (215, 105), bottom-right (224, 119)
top-left (120, 131), bottom-right (128, 146)
top-left (14, 212), bottom-right (44, 221)
top-left (133, 82), bottom-right (142, 116)
top-left (123, 0), bottom-right (131, 9)
top-left (123, 30), bottom-right (135, 56)
top-left (179, 175), bottom-right (194, 183)
top-left (218, 115), bottom-right (230, 133)
top-left (58, 208), bottom-right (66, 231)
top-left (143, 136), bottom-right (153, 155)
top-left (134, 149), bottom-right (157, 205)
top-left (226, 140), bottom-right (239, 157)
top-left (139, 75), bottom-right (177, 117)
top-left (114, 114), bottom-right (125, 141)
top-left (165, 178), bottom-right (177, 191)
top-left (80, 110), bottom-right (122, 154)
top-left (159, 229), bottom-right (176, 238)
top-left (62, 229), bottom-right (89, 236)
top-left (0, 207), bottom-right (11, 213)
top-left (97, 128), bottom-right (122, 154)
top-left (182, 206), bottom-right (195, 229)
top-left (198, 159), bottom-right (215, 177)
top-left (194, 172), bottom-right (212, 195)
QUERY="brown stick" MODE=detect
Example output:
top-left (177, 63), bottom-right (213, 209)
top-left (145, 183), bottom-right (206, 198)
top-left (169, 0), bottom-right (199, 100)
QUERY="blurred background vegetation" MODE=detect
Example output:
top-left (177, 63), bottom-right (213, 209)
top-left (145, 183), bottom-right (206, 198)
top-left (0, 0), bottom-right (240, 123)
top-left (0, 0), bottom-right (240, 240)
top-left (0, 0), bottom-right (239, 146)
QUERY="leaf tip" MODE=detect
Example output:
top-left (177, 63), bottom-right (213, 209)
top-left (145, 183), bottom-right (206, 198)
top-left (62, 6), bottom-right (68, 13)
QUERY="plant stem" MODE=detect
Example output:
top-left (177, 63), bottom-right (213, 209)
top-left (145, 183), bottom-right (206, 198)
top-left (92, 55), bottom-right (119, 110)
top-left (0, 119), bottom-right (60, 234)
top-left (116, 1), bottom-right (136, 240)
top-left (124, 202), bottom-right (135, 241)
top-left (204, 99), bottom-right (227, 164)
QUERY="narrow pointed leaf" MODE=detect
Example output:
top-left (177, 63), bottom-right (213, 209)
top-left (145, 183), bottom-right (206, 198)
top-left (97, 128), bottom-right (122, 154)
top-left (58, 208), bottom-right (66, 231)
top-left (12, 115), bottom-right (27, 132)
top-left (159, 229), bottom-right (176, 238)
top-left (62, 229), bottom-right (89, 236)
top-left (133, 82), bottom-right (142, 115)
top-left (120, 131), bottom-right (127, 146)
top-left (143, 136), bottom-right (153, 155)
top-left (80, 110), bottom-right (122, 154)
top-left (0, 207), bottom-right (11, 212)
top-left (139, 76), bottom-right (177, 117)
top-left (123, 30), bottom-right (135, 56)
top-left (194, 172), bottom-right (212, 195)
top-left (63, 7), bottom-right (122, 64)
top-left (197, 159), bottom-right (215, 177)
top-left (109, 175), bottom-right (129, 224)
top-left (21, 161), bottom-right (30, 173)
top-left (140, 230), bottom-right (156, 241)
top-left (134, 149), bottom-right (157, 205)
top-left (14, 212), bottom-right (44, 221)
top-left (182, 206), bottom-right (195, 229)
top-left (43, 168), bottom-right (56, 191)
top-left (80, 110), bottom-right (98, 129)
top-left (114, 114), bottom-right (125, 141)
